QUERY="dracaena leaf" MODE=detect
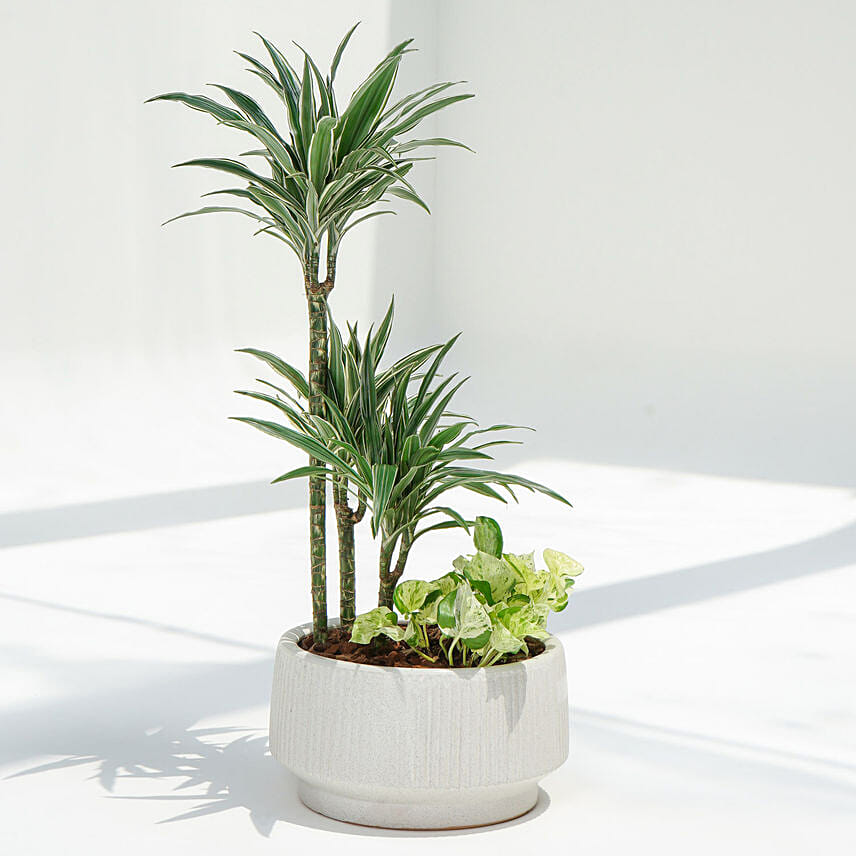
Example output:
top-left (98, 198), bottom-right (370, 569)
top-left (271, 464), bottom-right (328, 484)
top-left (308, 116), bottom-right (336, 192)
top-left (385, 184), bottom-right (430, 214)
top-left (161, 206), bottom-right (272, 227)
top-left (330, 22), bottom-right (359, 82)
top-left (236, 348), bottom-right (309, 398)
top-left (391, 137), bottom-right (473, 154)
top-left (146, 92), bottom-right (241, 123)
top-left (218, 119), bottom-right (297, 175)
top-left (370, 463), bottom-right (397, 534)
top-left (209, 84), bottom-right (281, 137)
top-left (298, 55), bottom-right (316, 149)
top-left (336, 54), bottom-right (400, 158)
top-left (375, 93), bottom-right (474, 146)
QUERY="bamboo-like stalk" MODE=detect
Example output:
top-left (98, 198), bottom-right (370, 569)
top-left (333, 476), bottom-right (366, 627)
top-left (377, 528), bottom-right (414, 608)
top-left (305, 253), bottom-right (334, 645)
top-left (333, 477), bottom-right (356, 627)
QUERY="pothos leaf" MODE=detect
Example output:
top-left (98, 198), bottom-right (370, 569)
top-left (455, 551), bottom-right (518, 603)
top-left (543, 549), bottom-right (584, 578)
top-left (349, 607), bottom-right (404, 644)
top-left (393, 579), bottom-right (439, 616)
top-left (437, 581), bottom-right (492, 651)
top-left (473, 515), bottom-right (503, 557)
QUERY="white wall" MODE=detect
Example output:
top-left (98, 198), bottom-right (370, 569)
top-left (2, 0), bottom-right (854, 522)
top-left (0, 0), bottom-right (412, 510)
top-left (429, 0), bottom-right (856, 486)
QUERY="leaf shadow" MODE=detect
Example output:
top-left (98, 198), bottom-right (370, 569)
top-left (2, 647), bottom-right (548, 838)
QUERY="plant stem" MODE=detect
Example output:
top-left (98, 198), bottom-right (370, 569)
top-left (405, 642), bottom-right (437, 662)
top-left (333, 476), bottom-right (356, 628)
top-left (377, 535), bottom-right (396, 609)
top-left (305, 254), bottom-right (334, 645)
top-left (377, 528), bottom-right (413, 608)
top-left (479, 648), bottom-right (499, 668)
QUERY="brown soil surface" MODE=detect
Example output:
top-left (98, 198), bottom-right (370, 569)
top-left (298, 624), bottom-right (545, 668)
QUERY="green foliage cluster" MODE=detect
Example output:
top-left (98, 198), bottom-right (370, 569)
top-left (151, 27), bottom-right (577, 653)
top-left (150, 26), bottom-right (475, 644)
top-left (234, 302), bottom-right (569, 610)
top-left (351, 517), bottom-right (584, 667)
top-left (148, 26), bottom-right (472, 265)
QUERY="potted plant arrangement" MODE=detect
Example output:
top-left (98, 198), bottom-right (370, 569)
top-left (150, 26), bottom-right (584, 830)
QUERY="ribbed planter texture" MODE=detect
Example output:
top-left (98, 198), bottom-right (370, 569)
top-left (269, 620), bottom-right (570, 829)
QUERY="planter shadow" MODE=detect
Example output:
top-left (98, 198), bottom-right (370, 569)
top-left (2, 645), bottom-right (549, 838)
top-left (105, 730), bottom-right (551, 837)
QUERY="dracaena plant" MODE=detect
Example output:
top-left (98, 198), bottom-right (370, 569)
top-left (351, 516), bottom-right (584, 667)
top-left (233, 301), bottom-right (570, 614)
top-left (149, 26), bottom-right (473, 644)
top-left (234, 298), bottom-right (442, 627)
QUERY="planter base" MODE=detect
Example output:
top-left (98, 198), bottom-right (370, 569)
top-left (298, 779), bottom-right (539, 830)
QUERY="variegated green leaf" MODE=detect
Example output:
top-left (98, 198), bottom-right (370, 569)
top-left (146, 92), bottom-right (241, 123)
top-left (271, 464), bottom-right (328, 484)
top-left (454, 551), bottom-right (518, 603)
top-left (161, 206), bottom-right (272, 227)
top-left (330, 22), bottom-right (359, 82)
top-left (393, 579), bottom-right (439, 617)
top-left (543, 549), bottom-right (584, 578)
top-left (335, 54), bottom-right (400, 157)
top-left (298, 55), bottom-right (316, 149)
top-left (392, 137), bottom-right (473, 154)
top-left (350, 607), bottom-right (404, 644)
top-left (236, 348), bottom-right (309, 398)
top-left (473, 515), bottom-right (503, 557)
top-left (308, 116), bottom-right (336, 192)
top-left (437, 580), bottom-right (492, 651)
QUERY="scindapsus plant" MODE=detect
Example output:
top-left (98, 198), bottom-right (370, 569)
top-left (350, 516), bottom-right (584, 667)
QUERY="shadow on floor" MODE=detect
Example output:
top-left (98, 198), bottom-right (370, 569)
top-left (5, 645), bottom-right (851, 838)
top-left (1, 647), bottom-right (547, 837)
top-left (552, 518), bottom-right (856, 632)
top-left (0, 480), bottom-right (303, 548)
top-left (0, 591), bottom-right (270, 653)
top-left (4, 519), bottom-right (855, 836)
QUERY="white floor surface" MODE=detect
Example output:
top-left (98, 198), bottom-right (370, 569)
top-left (1, 460), bottom-right (854, 853)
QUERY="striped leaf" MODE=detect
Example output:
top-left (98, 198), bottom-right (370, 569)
top-left (161, 206), bottom-right (272, 227)
top-left (370, 463), bottom-right (398, 536)
top-left (272, 465), bottom-right (328, 484)
top-left (308, 116), bottom-right (336, 192)
top-left (145, 92), bottom-right (241, 123)
top-left (330, 22), bottom-right (359, 82)
top-left (236, 348), bottom-right (309, 398)
top-left (392, 137), bottom-right (473, 154)
top-left (335, 54), bottom-right (400, 158)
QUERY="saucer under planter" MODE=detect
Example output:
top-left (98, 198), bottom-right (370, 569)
top-left (269, 620), bottom-right (569, 829)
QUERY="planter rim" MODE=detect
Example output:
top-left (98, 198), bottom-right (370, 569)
top-left (278, 618), bottom-right (562, 676)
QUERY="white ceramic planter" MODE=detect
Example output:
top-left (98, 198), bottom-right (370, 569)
top-left (269, 620), bottom-right (569, 829)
